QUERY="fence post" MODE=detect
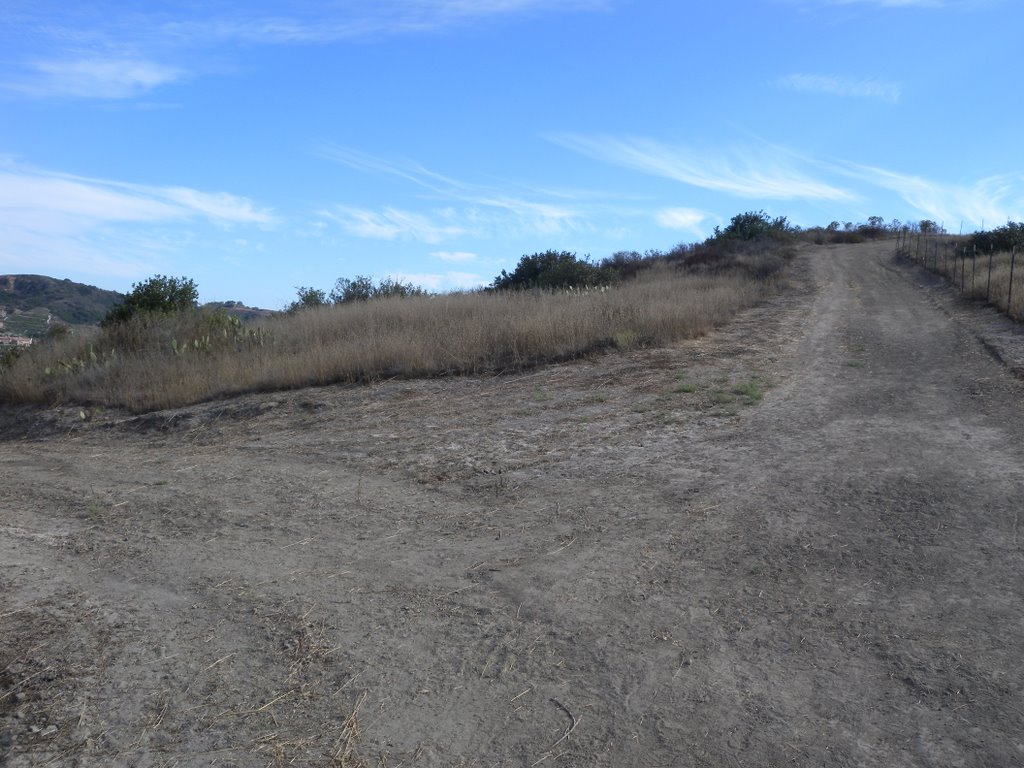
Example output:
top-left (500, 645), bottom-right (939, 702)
top-left (1009, 247), bottom-right (1017, 318)
top-left (987, 246), bottom-right (994, 303)
top-left (972, 245), bottom-right (977, 294)
top-left (961, 248), bottom-right (967, 293)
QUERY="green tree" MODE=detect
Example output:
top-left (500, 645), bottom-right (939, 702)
top-left (286, 286), bottom-right (329, 313)
top-left (968, 221), bottom-right (1024, 253)
top-left (329, 276), bottom-right (375, 304)
top-left (102, 275), bottom-right (199, 326)
top-left (371, 277), bottom-right (427, 300)
top-left (490, 250), bottom-right (614, 291)
top-left (328, 276), bottom-right (426, 303)
top-left (710, 211), bottom-right (792, 243)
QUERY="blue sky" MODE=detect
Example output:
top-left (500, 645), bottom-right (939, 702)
top-left (1, 0), bottom-right (1021, 309)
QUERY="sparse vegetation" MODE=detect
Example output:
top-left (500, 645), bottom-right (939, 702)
top-left (732, 380), bottom-right (764, 405)
top-left (101, 275), bottom-right (199, 327)
top-left (1, 217), bottom-right (801, 412)
top-left (490, 250), bottom-right (615, 291)
top-left (898, 223), bottom-right (1024, 321)
top-left (797, 215), bottom-right (902, 246)
top-left (0, 266), bottom-right (782, 412)
top-left (287, 276), bottom-right (428, 313)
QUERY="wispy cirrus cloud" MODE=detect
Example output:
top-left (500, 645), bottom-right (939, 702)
top-left (550, 134), bottom-right (856, 202)
top-left (818, 0), bottom-right (951, 7)
top-left (0, 161), bottom-right (276, 277)
top-left (431, 250), bottom-right (479, 262)
top-left (390, 271), bottom-right (487, 291)
top-left (4, 57), bottom-right (185, 99)
top-left (655, 207), bottom-right (710, 236)
top-left (0, 166), bottom-right (275, 226)
top-left (835, 163), bottom-right (1024, 228)
top-left (319, 146), bottom-right (585, 240)
top-left (317, 206), bottom-right (466, 244)
top-left (1, 0), bottom-right (607, 100)
top-left (780, 74), bottom-right (901, 103)
top-left (155, 0), bottom-right (611, 45)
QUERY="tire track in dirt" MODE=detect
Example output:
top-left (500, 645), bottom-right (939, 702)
top-left (638, 241), bottom-right (1024, 767)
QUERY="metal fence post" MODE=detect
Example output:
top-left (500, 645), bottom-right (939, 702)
top-left (987, 246), bottom-right (994, 303)
top-left (972, 246), bottom-right (977, 294)
top-left (1009, 247), bottom-right (1017, 318)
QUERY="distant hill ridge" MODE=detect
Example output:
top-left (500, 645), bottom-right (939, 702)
top-left (0, 275), bottom-right (274, 336)
top-left (0, 274), bottom-right (124, 329)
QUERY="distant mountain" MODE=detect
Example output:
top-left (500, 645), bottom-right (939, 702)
top-left (0, 275), bottom-right (277, 338)
top-left (203, 300), bottom-right (277, 322)
top-left (0, 274), bottom-right (124, 330)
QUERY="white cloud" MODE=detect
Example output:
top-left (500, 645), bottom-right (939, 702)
top-left (320, 206), bottom-right (466, 243)
top-left (836, 163), bottom-right (1024, 228)
top-left (780, 74), bottom-right (901, 103)
top-left (5, 57), bottom-right (184, 99)
top-left (655, 208), bottom-right (710, 236)
top-left (157, 0), bottom-right (610, 44)
top-left (431, 250), bottom-right (478, 262)
top-left (550, 134), bottom-right (856, 202)
top-left (319, 147), bottom-right (585, 239)
top-left (391, 271), bottom-right (487, 291)
top-left (0, 172), bottom-right (180, 223)
top-left (2, 1), bottom-right (607, 102)
top-left (157, 187), bottom-right (276, 226)
top-left (0, 163), bottom-right (276, 278)
top-left (821, 0), bottom-right (947, 6)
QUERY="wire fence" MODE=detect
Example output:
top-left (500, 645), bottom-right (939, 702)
top-left (895, 229), bottom-right (1022, 322)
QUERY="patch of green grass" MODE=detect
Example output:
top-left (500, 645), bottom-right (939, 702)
top-left (673, 381), bottom-right (699, 394)
top-left (710, 390), bottom-right (735, 405)
top-left (846, 359), bottom-right (865, 368)
top-left (80, 502), bottom-right (104, 522)
top-left (732, 380), bottom-right (763, 405)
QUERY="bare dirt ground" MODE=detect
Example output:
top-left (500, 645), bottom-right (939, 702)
top-left (3, 241), bottom-right (1024, 767)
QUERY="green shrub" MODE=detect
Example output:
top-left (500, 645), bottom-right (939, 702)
top-left (287, 286), bottom-right (330, 314)
top-left (102, 275), bottom-right (198, 326)
top-left (710, 211), bottom-right (793, 243)
top-left (968, 222), bottom-right (1024, 254)
top-left (491, 250), bottom-right (615, 291)
top-left (330, 276), bottom-right (426, 303)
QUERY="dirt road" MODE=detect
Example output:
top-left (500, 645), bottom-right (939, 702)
top-left (3, 241), bottom-right (1023, 767)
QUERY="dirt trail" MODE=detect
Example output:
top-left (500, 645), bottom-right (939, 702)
top-left (2, 241), bottom-right (1024, 767)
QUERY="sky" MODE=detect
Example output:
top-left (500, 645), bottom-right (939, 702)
top-left (1, 0), bottom-right (1022, 309)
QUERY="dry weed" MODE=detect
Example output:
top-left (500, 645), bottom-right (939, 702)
top-left (1, 263), bottom-right (780, 412)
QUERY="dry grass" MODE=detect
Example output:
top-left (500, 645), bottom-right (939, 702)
top-left (0, 263), bottom-right (781, 413)
top-left (910, 243), bottom-right (1024, 320)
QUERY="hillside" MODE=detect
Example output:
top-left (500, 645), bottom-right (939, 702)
top-left (0, 276), bottom-right (275, 337)
top-left (0, 274), bottom-right (123, 328)
top-left (203, 300), bottom-right (277, 322)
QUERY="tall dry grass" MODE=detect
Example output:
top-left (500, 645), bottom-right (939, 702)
top-left (912, 245), bottom-right (1024, 320)
top-left (0, 263), bottom-right (779, 413)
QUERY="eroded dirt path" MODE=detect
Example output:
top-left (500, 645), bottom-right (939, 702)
top-left (2, 242), bottom-right (1024, 767)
